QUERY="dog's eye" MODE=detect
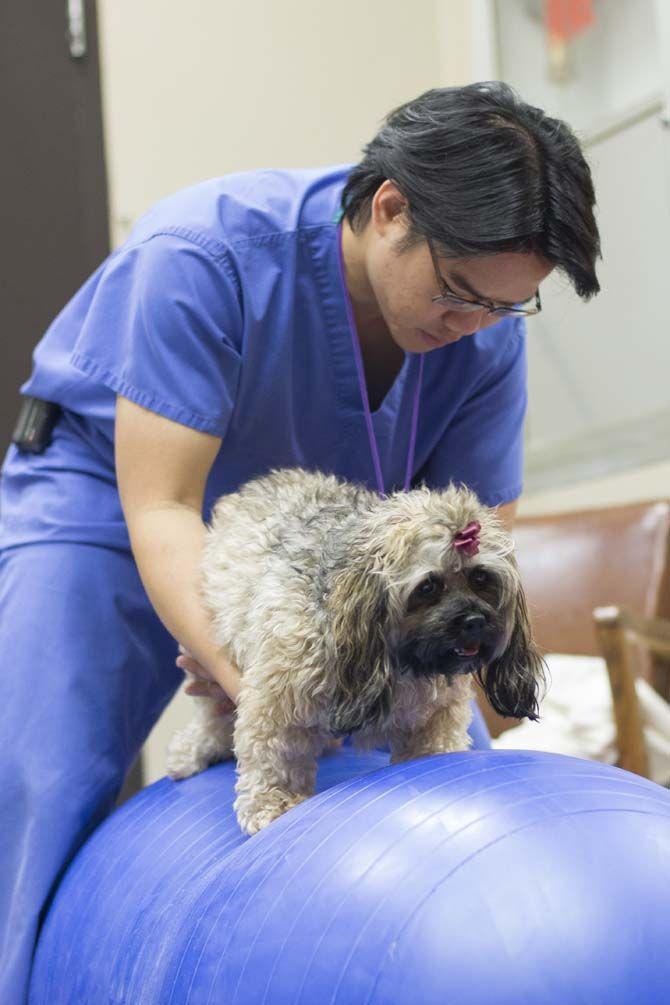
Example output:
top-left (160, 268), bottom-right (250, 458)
top-left (419, 574), bottom-right (443, 596)
top-left (408, 574), bottom-right (444, 609)
top-left (469, 568), bottom-right (491, 589)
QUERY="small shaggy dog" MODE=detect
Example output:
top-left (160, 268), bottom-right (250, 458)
top-left (167, 468), bottom-right (545, 834)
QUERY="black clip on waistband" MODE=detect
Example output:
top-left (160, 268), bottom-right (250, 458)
top-left (12, 397), bottom-right (62, 454)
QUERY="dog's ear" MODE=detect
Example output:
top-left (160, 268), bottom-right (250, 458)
top-left (479, 582), bottom-right (546, 721)
top-left (327, 562), bottom-right (395, 734)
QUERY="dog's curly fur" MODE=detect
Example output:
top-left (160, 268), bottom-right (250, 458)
top-left (167, 469), bottom-right (545, 834)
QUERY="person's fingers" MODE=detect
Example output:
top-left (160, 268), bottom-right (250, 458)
top-left (176, 654), bottom-right (204, 675)
top-left (215, 700), bottom-right (236, 715)
top-left (176, 653), bottom-right (214, 681)
top-left (183, 681), bottom-right (206, 697)
top-left (183, 679), bottom-right (236, 716)
top-left (177, 652), bottom-right (237, 715)
top-left (184, 680), bottom-right (223, 699)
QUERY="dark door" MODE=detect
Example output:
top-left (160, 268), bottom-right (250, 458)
top-left (0, 0), bottom-right (109, 451)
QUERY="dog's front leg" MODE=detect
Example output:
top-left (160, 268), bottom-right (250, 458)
top-left (233, 693), bottom-right (322, 835)
top-left (390, 678), bottom-right (474, 763)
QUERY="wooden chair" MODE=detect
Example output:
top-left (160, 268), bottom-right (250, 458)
top-left (478, 500), bottom-right (670, 778)
top-left (593, 606), bottom-right (670, 776)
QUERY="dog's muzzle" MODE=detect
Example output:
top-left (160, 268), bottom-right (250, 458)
top-left (398, 610), bottom-right (502, 679)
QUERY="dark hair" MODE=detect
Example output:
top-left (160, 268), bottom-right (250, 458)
top-left (341, 81), bottom-right (601, 299)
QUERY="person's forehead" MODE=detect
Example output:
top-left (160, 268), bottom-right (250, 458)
top-left (440, 252), bottom-right (553, 304)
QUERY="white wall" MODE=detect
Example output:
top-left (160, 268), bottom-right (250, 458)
top-left (495, 0), bottom-right (664, 135)
top-left (519, 460), bottom-right (670, 516)
top-left (495, 0), bottom-right (670, 485)
top-left (97, 0), bottom-right (458, 247)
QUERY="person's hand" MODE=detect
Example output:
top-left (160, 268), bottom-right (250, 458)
top-left (176, 651), bottom-right (237, 716)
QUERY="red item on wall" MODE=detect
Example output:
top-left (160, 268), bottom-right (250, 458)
top-left (546, 0), bottom-right (595, 42)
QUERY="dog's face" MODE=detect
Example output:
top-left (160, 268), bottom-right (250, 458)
top-left (397, 561), bottom-right (512, 679)
top-left (328, 484), bottom-right (545, 733)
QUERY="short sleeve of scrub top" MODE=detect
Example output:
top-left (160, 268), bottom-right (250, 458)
top-left (417, 318), bottom-right (527, 507)
top-left (70, 231), bottom-right (243, 438)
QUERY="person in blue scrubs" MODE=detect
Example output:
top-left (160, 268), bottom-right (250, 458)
top-left (0, 82), bottom-right (601, 1002)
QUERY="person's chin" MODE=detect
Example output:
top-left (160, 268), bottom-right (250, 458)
top-left (415, 328), bottom-right (463, 350)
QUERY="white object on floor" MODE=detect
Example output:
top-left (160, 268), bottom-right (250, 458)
top-left (492, 652), bottom-right (670, 785)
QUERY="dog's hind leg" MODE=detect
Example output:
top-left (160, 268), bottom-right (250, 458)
top-left (166, 697), bottom-right (236, 780)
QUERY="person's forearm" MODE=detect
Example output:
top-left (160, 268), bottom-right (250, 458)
top-left (126, 503), bottom-right (241, 702)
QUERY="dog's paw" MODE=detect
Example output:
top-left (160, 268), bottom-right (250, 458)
top-left (235, 792), bottom-right (308, 835)
top-left (166, 727), bottom-right (233, 780)
top-left (166, 752), bottom-right (202, 781)
top-left (165, 745), bottom-right (205, 780)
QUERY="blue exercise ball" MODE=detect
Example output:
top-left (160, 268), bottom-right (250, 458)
top-left (31, 749), bottom-right (670, 1004)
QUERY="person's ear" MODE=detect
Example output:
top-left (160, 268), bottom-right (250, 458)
top-left (370, 180), bottom-right (409, 237)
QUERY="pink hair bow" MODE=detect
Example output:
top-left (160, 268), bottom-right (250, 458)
top-left (453, 521), bottom-right (481, 557)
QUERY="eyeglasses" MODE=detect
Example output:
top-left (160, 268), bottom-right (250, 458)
top-left (427, 238), bottom-right (542, 318)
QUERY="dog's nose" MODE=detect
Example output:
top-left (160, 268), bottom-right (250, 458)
top-left (462, 613), bottom-right (486, 635)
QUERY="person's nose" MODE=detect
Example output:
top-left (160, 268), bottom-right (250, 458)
top-left (441, 308), bottom-right (489, 337)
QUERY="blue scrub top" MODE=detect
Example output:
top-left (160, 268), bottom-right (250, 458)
top-left (1, 165), bottom-right (527, 552)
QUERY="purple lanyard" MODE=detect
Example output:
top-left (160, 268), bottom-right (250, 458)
top-left (337, 223), bottom-right (423, 496)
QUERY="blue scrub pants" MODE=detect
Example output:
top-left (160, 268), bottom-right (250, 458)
top-left (0, 536), bottom-right (490, 1005)
top-left (0, 542), bottom-right (181, 1005)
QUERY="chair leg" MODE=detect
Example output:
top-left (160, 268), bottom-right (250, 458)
top-left (594, 607), bottom-right (650, 777)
